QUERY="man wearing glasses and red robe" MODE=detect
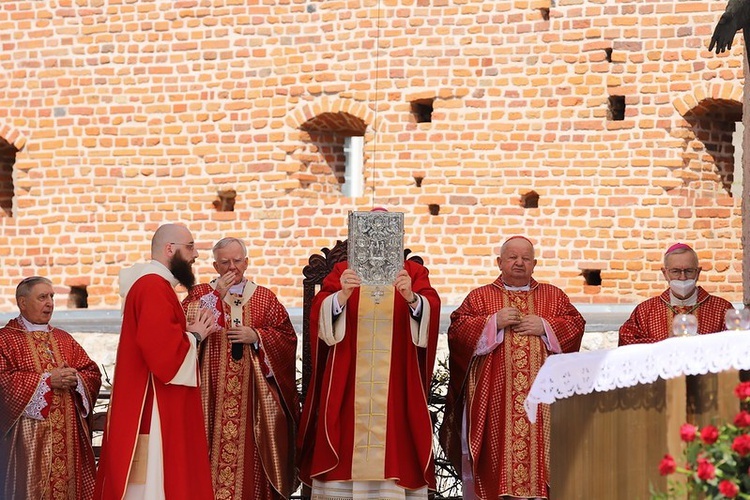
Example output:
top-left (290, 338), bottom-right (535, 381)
top-left (618, 242), bottom-right (733, 346)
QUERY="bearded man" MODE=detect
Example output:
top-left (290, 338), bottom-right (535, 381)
top-left (95, 224), bottom-right (217, 500)
top-left (618, 243), bottom-right (733, 345)
top-left (182, 237), bottom-right (299, 499)
top-left (439, 236), bottom-right (585, 499)
top-left (0, 276), bottom-right (101, 499)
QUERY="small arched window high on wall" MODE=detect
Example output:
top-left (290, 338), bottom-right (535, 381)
top-left (297, 112), bottom-right (368, 197)
top-left (676, 96), bottom-right (742, 198)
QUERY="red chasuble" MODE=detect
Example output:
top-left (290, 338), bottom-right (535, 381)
top-left (94, 273), bottom-right (213, 500)
top-left (0, 318), bottom-right (101, 500)
top-left (618, 287), bottom-right (733, 346)
top-left (298, 260), bottom-right (440, 491)
top-left (439, 277), bottom-right (585, 499)
top-left (182, 282), bottom-right (299, 500)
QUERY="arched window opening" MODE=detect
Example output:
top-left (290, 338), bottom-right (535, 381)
top-left (680, 98), bottom-right (742, 197)
top-left (297, 112), bottom-right (367, 196)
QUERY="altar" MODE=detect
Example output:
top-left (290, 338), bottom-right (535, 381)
top-left (524, 330), bottom-right (750, 499)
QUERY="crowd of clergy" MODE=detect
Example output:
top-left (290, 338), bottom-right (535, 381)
top-left (0, 222), bottom-right (734, 500)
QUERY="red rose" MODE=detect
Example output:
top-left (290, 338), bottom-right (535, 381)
top-left (732, 434), bottom-right (750, 456)
top-left (718, 480), bottom-right (739, 498)
top-left (658, 454), bottom-right (676, 476)
top-left (680, 423), bottom-right (698, 442)
top-left (734, 381), bottom-right (750, 400)
top-left (696, 457), bottom-right (715, 480)
top-left (700, 425), bottom-right (719, 444)
top-left (734, 411), bottom-right (750, 428)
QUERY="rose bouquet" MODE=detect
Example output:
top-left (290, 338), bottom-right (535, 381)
top-left (653, 381), bottom-right (750, 499)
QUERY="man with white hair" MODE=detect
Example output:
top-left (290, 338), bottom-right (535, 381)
top-left (0, 276), bottom-right (101, 500)
top-left (440, 236), bottom-right (585, 499)
top-left (182, 237), bottom-right (299, 499)
top-left (618, 242), bottom-right (733, 345)
top-left (95, 224), bottom-right (217, 500)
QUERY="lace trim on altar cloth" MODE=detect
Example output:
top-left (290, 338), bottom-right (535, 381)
top-left (524, 329), bottom-right (750, 423)
top-left (23, 373), bottom-right (51, 421)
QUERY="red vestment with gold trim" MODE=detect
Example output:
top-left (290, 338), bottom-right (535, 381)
top-left (297, 260), bottom-right (440, 491)
top-left (182, 282), bottom-right (299, 500)
top-left (439, 277), bottom-right (585, 499)
top-left (0, 317), bottom-right (101, 500)
top-left (618, 288), bottom-right (733, 346)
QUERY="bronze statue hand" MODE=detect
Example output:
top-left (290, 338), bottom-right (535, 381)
top-left (709, 0), bottom-right (750, 54)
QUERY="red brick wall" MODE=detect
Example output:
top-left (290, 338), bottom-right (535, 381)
top-left (0, 0), bottom-right (743, 310)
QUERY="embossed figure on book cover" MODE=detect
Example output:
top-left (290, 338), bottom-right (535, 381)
top-left (347, 211), bottom-right (404, 286)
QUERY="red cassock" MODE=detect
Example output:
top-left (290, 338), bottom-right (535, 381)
top-left (94, 273), bottom-right (213, 500)
top-left (182, 282), bottom-right (300, 500)
top-left (297, 260), bottom-right (441, 491)
top-left (0, 318), bottom-right (101, 500)
top-left (618, 287), bottom-right (733, 346)
top-left (439, 277), bottom-right (585, 499)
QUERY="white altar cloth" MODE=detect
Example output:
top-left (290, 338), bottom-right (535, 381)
top-left (524, 330), bottom-right (750, 423)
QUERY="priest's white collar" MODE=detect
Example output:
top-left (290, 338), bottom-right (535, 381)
top-left (670, 290), bottom-right (697, 307)
top-left (503, 282), bottom-right (531, 292)
top-left (19, 314), bottom-right (50, 332)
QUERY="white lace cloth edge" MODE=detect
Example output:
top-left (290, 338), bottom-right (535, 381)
top-left (524, 329), bottom-right (750, 423)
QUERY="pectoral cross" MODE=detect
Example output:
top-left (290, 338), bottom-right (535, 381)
top-left (370, 286), bottom-right (385, 305)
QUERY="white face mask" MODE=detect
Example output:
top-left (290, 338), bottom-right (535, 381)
top-left (669, 279), bottom-right (696, 297)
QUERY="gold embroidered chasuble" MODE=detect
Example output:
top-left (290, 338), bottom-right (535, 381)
top-left (0, 319), bottom-right (101, 500)
top-left (184, 281), bottom-right (299, 500)
top-left (618, 288), bottom-right (733, 346)
top-left (440, 278), bottom-right (585, 499)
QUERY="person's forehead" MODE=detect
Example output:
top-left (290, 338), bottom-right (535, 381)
top-left (666, 251), bottom-right (698, 266)
top-left (30, 283), bottom-right (54, 295)
top-left (503, 240), bottom-right (534, 256)
top-left (215, 243), bottom-right (245, 259)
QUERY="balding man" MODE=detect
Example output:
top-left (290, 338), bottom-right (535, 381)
top-left (618, 242), bottom-right (733, 346)
top-left (95, 224), bottom-right (217, 500)
top-left (0, 276), bottom-right (101, 499)
top-left (439, 236), bottom-right (585, 499)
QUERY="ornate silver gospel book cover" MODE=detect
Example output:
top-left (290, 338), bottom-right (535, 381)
top-left (347, 211), bottom-right (404, 285)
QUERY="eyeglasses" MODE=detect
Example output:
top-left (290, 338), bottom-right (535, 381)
top-left (666, 268), bottom-right (699, 279)
top-left (170, 242), bottom-right (195, 251)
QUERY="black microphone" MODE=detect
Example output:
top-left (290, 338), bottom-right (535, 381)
top-left (231, 342), bottom-right (244, 361)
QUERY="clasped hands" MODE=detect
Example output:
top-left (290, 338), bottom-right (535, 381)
top-left (338, 269), bottom-right (417, 305)
top-left (49, 365), bottom-right (78, 391)
top-left (496, 307), bottom-right (544, 336)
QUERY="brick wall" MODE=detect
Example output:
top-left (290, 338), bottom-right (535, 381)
top-left (0, 0), bottom-right (743, 311)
